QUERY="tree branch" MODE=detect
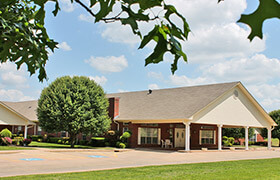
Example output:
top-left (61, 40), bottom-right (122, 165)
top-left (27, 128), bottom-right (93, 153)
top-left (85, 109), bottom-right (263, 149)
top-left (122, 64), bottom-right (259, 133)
top-left (74, 0), bottom-right (95, 17)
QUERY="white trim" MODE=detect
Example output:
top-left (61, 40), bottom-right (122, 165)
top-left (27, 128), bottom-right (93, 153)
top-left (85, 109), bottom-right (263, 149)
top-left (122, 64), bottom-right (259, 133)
top-left (137, 127), bottom-right (141, 145)
top-left (267, 127), bottom-right (272, 150)
top-left (24, 125), bottom-right (28, 139)
top-left (158, 128), bottom-right (161, 145)
top-left (245, 126), bottom-right (249, 150)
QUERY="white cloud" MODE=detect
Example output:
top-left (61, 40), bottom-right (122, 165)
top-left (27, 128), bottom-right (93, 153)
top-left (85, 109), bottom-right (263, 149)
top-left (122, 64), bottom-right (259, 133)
top-left (147, 71), bottom-right (163, 80)
top-left (169, 74), bottom-right (210, 87)
top-left (203, 54), bottom-right (280, 84)
top-left (59, 0), bottom-right (75, 12)
top-left (247, 83), bottom-right (280, 112)
top-left (79, 14), bottom-right (94, 23)
top-left (185, 23), bottom-right (265, 63)
top-left (100, 22), bottom-right (139, 45)
top-left (0, 62), bottom-right (29, 88)
top-left (89, 75), bottom-right (107, 86)
top-left (58, 42), bottom-right (72, 51)
top-left (148, 84), bottom-right (159, 90)
top-left (0, 89), bottom-right (34, 101)
top-left (85, 55), bottom-right (128, 73)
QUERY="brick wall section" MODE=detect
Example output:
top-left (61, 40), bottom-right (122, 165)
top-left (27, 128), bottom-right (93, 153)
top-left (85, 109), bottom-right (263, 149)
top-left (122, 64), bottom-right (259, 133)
top-left (190, 124), bottom-right (218, 149)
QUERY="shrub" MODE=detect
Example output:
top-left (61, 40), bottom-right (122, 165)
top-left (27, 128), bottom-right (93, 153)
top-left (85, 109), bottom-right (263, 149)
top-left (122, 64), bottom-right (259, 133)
top-left (31, 135), bottom-right (43, 141)
top-left (91, 137), bottom-right (106, 147)
top-left (223, 136), bottom-right (234, 147)
top-left (120, 132), bottom-right (131, 140)
top-left (0, 128), bottom-right (12, 138)
top-left (23, 139), bottom-right (32, 146)
top-left (14, 137), bottom-right (24, 146)
top-left (38, 138), bottom-right (42, 142)
top-left (118, 143), bottom-right (126, 149)
top-left (79, 140), bottom-right (89, 145)
top-left (48, 137), bottom-right (61, 143)
top-left (1, 137), bottom-right (12, 145)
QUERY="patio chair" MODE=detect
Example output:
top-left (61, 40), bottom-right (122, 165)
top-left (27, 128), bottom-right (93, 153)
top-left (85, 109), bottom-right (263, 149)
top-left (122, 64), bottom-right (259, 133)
top-left (161, 139), bottom-right (166, 148)
top-left (165, 139), bottom-right (173, 148)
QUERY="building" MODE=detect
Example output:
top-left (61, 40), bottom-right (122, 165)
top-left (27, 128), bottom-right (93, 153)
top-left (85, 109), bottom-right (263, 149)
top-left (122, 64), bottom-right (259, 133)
top-left (0, 82), bottom-right (277, 150)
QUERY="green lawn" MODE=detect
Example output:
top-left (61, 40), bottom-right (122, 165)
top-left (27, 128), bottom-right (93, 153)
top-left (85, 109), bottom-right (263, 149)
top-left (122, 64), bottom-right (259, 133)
top-left (2, 158), bottom-right (280, 179)
top-left (29, 141), bottom-right (113, 149)
top-left (0, 146), bottom-right (33, 151)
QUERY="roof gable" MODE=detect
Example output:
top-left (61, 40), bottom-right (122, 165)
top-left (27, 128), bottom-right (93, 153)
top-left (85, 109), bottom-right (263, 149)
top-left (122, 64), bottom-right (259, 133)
top-left (192, 84), bottom-right (276, 127)
top-left (1, 100), bottom-right (38, 121)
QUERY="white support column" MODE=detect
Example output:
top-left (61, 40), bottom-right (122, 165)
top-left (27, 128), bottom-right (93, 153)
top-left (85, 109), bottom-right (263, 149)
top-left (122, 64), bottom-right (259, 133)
top-left (184, 122), bottom-right (191, 151)
top-left (267, 127), bottom-right (272, 150)
top-left (24, 125), bottom-right (28, 139)
top-left (245, 126), bottom-right (249, 151)
top-left (34, 125), bottom-right (36, 135)
top-left (217, 125), bottom-right (223, 151)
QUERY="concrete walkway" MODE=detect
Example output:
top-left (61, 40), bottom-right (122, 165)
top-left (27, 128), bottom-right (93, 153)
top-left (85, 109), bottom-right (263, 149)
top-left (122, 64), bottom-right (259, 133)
top-left (1, 148), bottom-right (280, 177)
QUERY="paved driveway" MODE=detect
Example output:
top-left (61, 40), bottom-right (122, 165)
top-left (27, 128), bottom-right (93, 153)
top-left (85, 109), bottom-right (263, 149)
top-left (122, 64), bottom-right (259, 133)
top-left (1, 148), bottom-right (280, 177)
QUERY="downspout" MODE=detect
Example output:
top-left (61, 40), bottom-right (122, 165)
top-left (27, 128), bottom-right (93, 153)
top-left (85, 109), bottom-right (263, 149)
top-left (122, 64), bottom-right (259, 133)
top-left (113, 116), bottom-right (119, 131)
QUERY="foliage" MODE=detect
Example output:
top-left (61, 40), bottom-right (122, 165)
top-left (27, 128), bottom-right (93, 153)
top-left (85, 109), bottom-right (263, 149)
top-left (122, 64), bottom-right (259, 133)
top-left (261, 109), bottom-right (280, 140)
top-left (222, 128), bottom-right (254, 139)
top-left (13, 137), bottom-right (24, 146)
top-left (237, 0), bottom-right (280, 41)
top-left (37, 76), bottom-right (111, 147)
top-left (1, 137), bottom-right (12, 145)
top-left (222, 136), bottom-right (235, 147)
top-left (23, 138), bottom-right (32, 146)
top-left (0, 128), bottom-right (12, 138)
top-left (1, 1), bottom-right (279, 81)
top-left (118, 142), bottom-right (126, 149)
top-left (91, 137), bottom-right (106, 147)
top-left (30, 135), bottom-right (44, 141)
top-left (0, 0), bottom-right (57, 81)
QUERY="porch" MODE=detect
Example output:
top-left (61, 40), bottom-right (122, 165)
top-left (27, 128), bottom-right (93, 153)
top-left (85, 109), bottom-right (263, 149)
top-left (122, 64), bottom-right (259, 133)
top-left (119, 122), bottom-right (273, 151)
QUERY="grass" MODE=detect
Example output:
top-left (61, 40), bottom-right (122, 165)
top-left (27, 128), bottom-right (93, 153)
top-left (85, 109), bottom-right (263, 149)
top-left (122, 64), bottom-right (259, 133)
top-left (1, 158), bottom-right (280, 179)
top-left (29, 141), bottom-right (113, 149)
top-left (0, 146), bottom-right (33, 151)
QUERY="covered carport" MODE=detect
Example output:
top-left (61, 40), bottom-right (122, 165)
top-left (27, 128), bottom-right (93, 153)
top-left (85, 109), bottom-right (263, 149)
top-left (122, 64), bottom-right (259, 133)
top-left (182, 83), bottom-right (277, 151)
top-left (0, 101), bottom-right (35, 138)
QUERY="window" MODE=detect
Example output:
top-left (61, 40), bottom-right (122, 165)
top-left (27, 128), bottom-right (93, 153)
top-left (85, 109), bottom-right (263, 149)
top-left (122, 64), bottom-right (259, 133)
top-left (123, 122), bottom-right (129, 126)
top-left (18, 126), bottom-right (22, 131)
top-left (200, 130), bottom-right (216, 144)
top-left (38, 126), bottom-right (42, 135)
top-left (61, 131), bottom-right (66, 137)
top-left (140, 128), bottom-right (158, 144)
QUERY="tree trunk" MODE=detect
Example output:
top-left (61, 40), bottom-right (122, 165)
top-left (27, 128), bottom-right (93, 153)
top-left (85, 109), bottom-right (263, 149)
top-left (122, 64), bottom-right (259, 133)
top-left (69, 133), bottom-right (76, 148)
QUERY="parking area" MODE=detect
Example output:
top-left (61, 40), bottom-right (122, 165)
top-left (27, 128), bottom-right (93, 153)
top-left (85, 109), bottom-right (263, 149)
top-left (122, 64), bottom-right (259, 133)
top-left (1, 148), bottom-right (280, 177)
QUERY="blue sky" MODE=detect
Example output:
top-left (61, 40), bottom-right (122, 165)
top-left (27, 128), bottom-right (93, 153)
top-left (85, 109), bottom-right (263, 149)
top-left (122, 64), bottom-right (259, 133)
top-left (0, 0), bottom-right (279, 112)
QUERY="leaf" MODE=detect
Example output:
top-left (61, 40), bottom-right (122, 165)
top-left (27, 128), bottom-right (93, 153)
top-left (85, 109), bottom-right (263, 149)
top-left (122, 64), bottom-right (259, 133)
top-left (138, 25), bottom-right (159, 49)
top-left (237, 0), bottom-right (280, 41)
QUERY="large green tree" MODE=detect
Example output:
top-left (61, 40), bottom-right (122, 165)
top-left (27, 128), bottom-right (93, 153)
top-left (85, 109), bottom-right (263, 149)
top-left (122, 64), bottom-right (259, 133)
top-left (261, 109), bottom-right (280, 140)
top-left (223, 128), bottom-right (254, 140)
top-left (0, 0), bottom-right (279, 81)
top-left (37, 76), bottom-right (111, 147)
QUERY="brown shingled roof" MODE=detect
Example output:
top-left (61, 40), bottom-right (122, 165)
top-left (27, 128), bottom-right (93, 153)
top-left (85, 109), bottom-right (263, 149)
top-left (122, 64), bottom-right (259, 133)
top-left (106, 82), bottom-right (239, 121)
top-left (1, 100), bottom-right (38, 121)
top-left (1, 82), bottom-right (239, 122)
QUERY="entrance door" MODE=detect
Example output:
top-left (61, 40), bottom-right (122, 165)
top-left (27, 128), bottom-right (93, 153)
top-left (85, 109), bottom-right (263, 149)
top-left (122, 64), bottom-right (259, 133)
top-left (175, 128), bottom-right (185, 147)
